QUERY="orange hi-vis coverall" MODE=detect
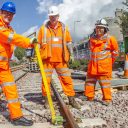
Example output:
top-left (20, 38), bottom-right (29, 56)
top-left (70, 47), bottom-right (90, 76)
top-left (85, 34), bottom-right (119, 101)
top-left (0, 16), bottom-right (32, 119)
top-left (38, 21), bottom-right (75, 96)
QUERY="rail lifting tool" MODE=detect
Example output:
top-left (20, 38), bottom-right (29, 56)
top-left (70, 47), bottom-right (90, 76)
top-left (34, 42), bottom-right (63, 125)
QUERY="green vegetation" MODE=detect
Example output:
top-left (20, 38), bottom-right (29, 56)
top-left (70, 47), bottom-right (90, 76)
top-left (14, 47), bottom-right (25, 61)
top-left (69, 59), bottom-right (88, 71)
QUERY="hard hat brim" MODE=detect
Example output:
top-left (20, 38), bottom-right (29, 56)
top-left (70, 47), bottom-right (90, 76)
top-left (96, 24), bottom-right (109, 29)
top-left (48, 13), bottom-right (59, 16)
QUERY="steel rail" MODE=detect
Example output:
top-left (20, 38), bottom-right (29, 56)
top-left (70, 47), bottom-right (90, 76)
top-left (51, 81), bottom-right (79, 128)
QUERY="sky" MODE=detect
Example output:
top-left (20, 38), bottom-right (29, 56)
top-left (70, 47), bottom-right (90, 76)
top-left (0, 0), bottom-right (125, 42)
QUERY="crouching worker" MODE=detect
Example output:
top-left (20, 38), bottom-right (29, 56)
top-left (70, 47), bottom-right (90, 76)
top-left (0, 1), bottom-right (37, 126)
top-left (85, 19), bottom-right (119, 106)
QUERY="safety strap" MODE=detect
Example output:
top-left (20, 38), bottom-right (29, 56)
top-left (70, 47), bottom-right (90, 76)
top-left (1, 81), bottom-right (15, 87)
top-left (8, 98), bottom-right (19, 104)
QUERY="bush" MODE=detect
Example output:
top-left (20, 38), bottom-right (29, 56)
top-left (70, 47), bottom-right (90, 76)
top-left (69, 59), bottom-right (88, 71)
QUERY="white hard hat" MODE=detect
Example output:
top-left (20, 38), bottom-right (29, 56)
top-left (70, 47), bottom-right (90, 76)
top-left (48, 6), bottom-right (59, 16)
top-left (95, 19), bottom-right (109, 29)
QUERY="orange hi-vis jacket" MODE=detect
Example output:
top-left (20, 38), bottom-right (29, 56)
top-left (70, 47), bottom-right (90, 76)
top-left (0, 16), bottom-right (32, 70)
top-left (38, 21), bottom-right (72, 62)
top-left (87, 34), bottom-right (119, 75)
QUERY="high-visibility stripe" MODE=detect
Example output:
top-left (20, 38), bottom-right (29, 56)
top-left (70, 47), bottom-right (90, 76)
top-left (8, 98), bottom-right (19, 104)
top-left (43, 36), bottom-right (63, 42)
top-left (98, 80), bottom-right (111, 83)
top-left (86, 78), bottom-right (96, 82)
top-left (101, 85), bottom-right (110, 89)
top-left (0, 56), bottom-right (8, 61)
top-left (86, 83), bottom-right (95, 86)
top-left (56, 68), bottom-right (69, 72)
top-left (1, 82), bottom-right (15, 87)
top-left (42, 26), bottom-right (47, 44)
top-left (58, 73), bottom-right (71, 76)
top-left (51, 44), bottom-right (62, 48)
top-left (112, 50), bottom-right (118, 54)
top-left (124, 61), bottom-right (128, 69)
top-left (44, 69), bottom-right (53, 72)
top-left (8, 32), bottom-right (14, 43)
top-left (90, 54), bottom-right (111, 61)
top-left (91, 50), bottom-right (110, 55)
top-left (46, 74), bottom-right (52, 77)
top-left (0, 26), bottom-right (5, 30)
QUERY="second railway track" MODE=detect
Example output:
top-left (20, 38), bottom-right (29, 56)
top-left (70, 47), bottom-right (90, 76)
top-left (0, 65), bottom-right (128, 128)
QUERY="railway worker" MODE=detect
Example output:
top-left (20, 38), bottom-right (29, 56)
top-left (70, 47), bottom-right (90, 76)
top-left (85, 19), bottom-right (119, 105)
top-left (38, 6), bottom-right (81, 109)
top-left (0, 1), bottom-right (37, 126)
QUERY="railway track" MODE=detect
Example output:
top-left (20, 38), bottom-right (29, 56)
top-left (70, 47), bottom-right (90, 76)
top-left (0, 65), bottom-right (128, 128)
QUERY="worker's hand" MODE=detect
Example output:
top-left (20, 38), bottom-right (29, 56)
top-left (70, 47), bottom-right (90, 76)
top-left (69, 54), bottom-right (74, 64)
top-left (30, 37), bottom-right (38, 44)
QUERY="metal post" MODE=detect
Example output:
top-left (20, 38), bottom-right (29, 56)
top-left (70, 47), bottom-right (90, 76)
top-left (74, 20), bottom-right (81, 59)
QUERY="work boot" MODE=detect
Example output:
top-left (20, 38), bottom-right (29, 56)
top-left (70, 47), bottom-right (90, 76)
top-left (68, 96), bottom-right (81, 109)
top-left (87, 97), bottom-right (94, 101)
top-left (11, 116), bottom-right (33, 126)
top-left (102, 100), bottom-right (111, 106)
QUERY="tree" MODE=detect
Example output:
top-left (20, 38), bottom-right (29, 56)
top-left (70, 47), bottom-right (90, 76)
top-left (117, 0), bottom-right (128, 36)
top-left (14, 47), bottom-right (25, 61)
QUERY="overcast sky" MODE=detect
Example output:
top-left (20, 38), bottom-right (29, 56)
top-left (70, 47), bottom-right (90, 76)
top-left (0, 0), bottom-right (125, 42)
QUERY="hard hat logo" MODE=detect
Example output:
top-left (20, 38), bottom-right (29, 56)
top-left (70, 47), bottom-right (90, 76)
top-left (1, 2), bottom-right (16, 14)
top-left (48, 6), bottom-right (59, 16)
top-left (95, 18), bottom-right (109, 29)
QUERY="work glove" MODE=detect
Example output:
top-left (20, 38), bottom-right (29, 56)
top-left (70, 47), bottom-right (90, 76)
top-left (69, 54), bottom-right (75, 64)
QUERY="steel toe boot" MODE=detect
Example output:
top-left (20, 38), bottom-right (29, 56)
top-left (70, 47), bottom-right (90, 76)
top-left (68, 96), bottom-right (81, 109)
top-left (87, 97), bottom-right (94, 101)
top-left (102, 100), bottom-right (111, 106)
top-left (11, 116), bottom-right (33, 126)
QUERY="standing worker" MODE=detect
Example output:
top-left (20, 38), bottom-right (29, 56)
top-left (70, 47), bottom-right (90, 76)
top-left (0, 1), bottom-right (36, 126)
top-left (38, 6), bottom-right (80, 109)
top-left (85, 19), bottom-right (119, 105)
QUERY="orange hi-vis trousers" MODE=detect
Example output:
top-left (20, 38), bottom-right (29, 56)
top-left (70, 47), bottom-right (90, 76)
top-left (0, 68), bottom-right (23, 119)
top-left (85, 74), bottom-right (112, 101)
top-left (41, 61), bottom-right (75, 97)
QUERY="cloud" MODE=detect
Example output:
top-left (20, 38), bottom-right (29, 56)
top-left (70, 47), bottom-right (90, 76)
top-left (36, 0), bottom-right (124, 42)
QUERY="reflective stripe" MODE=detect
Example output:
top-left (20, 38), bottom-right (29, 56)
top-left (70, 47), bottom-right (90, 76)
top-left (58, 73), bottom-right (71, 76)
top-left (98, 80), bottom-right (111, 83)
top-left (86, 83), bottom-right (95, 86)
top-left (86, 78), bottom-right (96, 82)
top-left (90, 54), bottom-right (111, 61)
top-left (91, 50), bottom-right (110, 55)
top-left (101, 85), bottom-right (110, 89)
top-left (8, 32), bottom-right (14, 43)
top-left (51, 44), bottom-right (62, 48)
top-left (0, 56), bottom-right (8, 61)
top-left (56, 68), bottom-right (69, 72)
top-left (124, 61), bottom-right (128, 69)
top-left (8, 98), bottom-right (19, 104)
top-left (0, 26), bottom-right (5, 30)
top-left (112, 50), bottom-right (118, 54)
top-left (112, 56), bottom-right (117, 59)
top-left (46, 74), bottom-right (52, 77)
top-left (42, 26), bottom-right (47, 44)
top-left (1, 82), bottom-right (15, 87)
top-left (66, 42), bottom-right (72, 46)
top-left (44, 69), bottom-right (53, 72)
top-left (98, 54), bottom-right (111, 60)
